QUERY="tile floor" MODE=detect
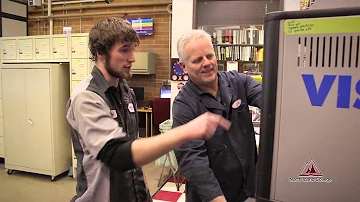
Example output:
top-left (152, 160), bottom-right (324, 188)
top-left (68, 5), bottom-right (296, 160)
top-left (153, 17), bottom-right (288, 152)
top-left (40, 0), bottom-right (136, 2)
top-left (0, 159), bottom-right (170, 202)
top-left (153, 177), bottom-right (186, 202)
top-left (0, 159), bottom-right (255, 202)
top-left (153, 177), bottom-right (256, 202)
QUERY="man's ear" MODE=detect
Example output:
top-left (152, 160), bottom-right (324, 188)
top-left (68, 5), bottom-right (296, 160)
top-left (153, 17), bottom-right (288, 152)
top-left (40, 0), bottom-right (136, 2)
top-left (97, 53), bottom-right (106, 63)
top-left (179, 62), bottom-right (187, 74)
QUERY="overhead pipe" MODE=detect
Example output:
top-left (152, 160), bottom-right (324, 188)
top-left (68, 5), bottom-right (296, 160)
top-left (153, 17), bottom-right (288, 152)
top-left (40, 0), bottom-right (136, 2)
top-left (48, 0), bottom-right (53, 35)
top-left (168, 7), bottom-right (172, 79)
top-left (42, 3), bottom-right (46, 34)
top-left (79, 3), bottom-right (83, 33)
top-left (29, 1), bottom-right (172, 13)
top-left (51, 0), bottom-right (104, 6)
top-left (29, 9), bottom-right (169, 20)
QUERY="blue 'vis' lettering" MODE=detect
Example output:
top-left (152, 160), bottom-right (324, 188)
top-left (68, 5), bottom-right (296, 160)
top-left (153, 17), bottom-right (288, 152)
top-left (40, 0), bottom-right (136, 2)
top-left (302, 74), bottom-right (360, 109)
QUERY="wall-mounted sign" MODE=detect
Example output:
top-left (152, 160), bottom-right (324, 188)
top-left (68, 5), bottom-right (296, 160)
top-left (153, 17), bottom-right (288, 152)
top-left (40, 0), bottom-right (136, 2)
top-left (124, 18), bottom-right (154, 36)
top-left (170, 58), bottom-right (189, 81)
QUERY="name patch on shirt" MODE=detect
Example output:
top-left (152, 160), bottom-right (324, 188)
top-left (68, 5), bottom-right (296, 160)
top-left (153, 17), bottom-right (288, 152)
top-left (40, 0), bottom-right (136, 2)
top-left (128, 103), bottom-right (135, 113)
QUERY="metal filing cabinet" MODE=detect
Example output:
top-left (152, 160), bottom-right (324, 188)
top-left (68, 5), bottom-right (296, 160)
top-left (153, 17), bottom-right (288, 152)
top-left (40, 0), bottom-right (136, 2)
top-left (2, 63), bottom-right (71, 180)
top-left (71, 59), bottom-right (88, 81)
top-left (35, 37), bottom-right (50, 60)
top-left (2, 39), bottom-right (17, 60)
top-left (52, 36), bottom-right (69, 59)
top-left (71, 35), bottom-right (88, 59)
top-left (18, 38), bottom-right (33, 60)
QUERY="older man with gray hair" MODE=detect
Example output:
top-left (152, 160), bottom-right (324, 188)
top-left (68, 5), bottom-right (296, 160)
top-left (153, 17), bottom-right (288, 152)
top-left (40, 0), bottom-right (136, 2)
top-left (172, 29), bottom-right (262, 202)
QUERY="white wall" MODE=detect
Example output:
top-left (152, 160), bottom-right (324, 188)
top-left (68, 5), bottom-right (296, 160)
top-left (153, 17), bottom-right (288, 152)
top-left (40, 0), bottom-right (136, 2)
top-left (171, 0), bottom-right (195, 58)
top-left (309, 0), bottom-right (360, 10)
top-left (283, 0), bottom-right (360, 11)
top-left (283, 0), bottom-right (300, 11)
top-left (170, 0), bottom-right (195, 118)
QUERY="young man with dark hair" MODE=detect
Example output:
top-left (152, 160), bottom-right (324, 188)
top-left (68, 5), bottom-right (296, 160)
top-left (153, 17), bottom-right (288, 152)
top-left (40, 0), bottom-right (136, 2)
top-left (66, 18), bottom-right (231, 202)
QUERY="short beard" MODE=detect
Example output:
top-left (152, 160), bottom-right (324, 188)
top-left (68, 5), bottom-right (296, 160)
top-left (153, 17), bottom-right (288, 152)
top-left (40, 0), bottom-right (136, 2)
top-left (105, 54), bottom-right (124, 79)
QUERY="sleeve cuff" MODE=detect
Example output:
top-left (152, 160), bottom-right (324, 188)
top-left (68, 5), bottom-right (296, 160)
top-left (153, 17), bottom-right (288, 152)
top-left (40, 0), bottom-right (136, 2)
top-left (97, 139), bottom-right (136, 172)
top-left (203, 190), bottom-right (224, 202)
top-left (112, 140), bottom-right (135, 172)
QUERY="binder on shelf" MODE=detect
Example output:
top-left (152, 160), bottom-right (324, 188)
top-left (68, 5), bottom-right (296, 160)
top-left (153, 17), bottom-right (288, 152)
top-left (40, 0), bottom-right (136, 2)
top-left (201, 25), bottom-right (265, 62)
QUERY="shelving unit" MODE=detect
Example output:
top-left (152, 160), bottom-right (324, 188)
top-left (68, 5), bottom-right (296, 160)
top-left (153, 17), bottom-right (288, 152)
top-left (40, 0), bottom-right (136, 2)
top-left (213, 44), bottom-right (264, 47)
top-left (197, 26), bottom-right (264, 77)
top-left (1, 34), bottom-right (71, 63)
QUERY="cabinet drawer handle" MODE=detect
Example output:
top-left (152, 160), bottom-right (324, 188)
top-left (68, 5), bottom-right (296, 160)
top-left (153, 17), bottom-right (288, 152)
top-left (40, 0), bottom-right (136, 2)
top-left (27, 118), bottom-right (33, 125)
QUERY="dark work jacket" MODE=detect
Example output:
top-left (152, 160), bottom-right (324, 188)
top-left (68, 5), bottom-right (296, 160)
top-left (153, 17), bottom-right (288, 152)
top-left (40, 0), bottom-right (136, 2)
top-left (172, 71), bottom-right (262, 202)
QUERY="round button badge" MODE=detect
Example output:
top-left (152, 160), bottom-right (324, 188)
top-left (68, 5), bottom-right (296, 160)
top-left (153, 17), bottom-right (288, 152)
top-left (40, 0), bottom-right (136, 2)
top-left (232, 99), bottom-right (242, 109)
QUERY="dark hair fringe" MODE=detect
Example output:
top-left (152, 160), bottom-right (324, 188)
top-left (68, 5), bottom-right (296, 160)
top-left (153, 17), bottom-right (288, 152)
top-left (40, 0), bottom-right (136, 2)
top-left (88, 17), bottom-right (140, 61)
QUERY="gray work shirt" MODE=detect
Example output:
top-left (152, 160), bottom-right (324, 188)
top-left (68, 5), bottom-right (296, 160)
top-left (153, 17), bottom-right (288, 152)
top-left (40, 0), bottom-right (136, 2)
top-left (66, 66), bottom-right (152, 202)
top-left (172, 71), bottom-right (262, 202)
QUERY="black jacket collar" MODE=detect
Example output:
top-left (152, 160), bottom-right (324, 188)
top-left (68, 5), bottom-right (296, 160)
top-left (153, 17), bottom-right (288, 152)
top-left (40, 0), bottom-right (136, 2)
top-left (186, 72), bottom-right (235, 115)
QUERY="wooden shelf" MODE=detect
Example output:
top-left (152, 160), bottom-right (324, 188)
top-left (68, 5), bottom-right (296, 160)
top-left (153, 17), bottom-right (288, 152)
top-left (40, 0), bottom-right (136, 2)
top-left (213, 44), bottom-right (264, 48)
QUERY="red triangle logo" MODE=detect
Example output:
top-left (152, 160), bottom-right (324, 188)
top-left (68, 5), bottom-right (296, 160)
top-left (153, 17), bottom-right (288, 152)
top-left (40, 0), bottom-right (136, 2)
top-left (299, 159), bottom-right (323, 177)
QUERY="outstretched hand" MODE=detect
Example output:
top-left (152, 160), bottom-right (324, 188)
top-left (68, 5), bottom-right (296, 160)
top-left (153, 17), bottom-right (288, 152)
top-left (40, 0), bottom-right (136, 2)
top-left (185, 112), bottom-right (231, 140)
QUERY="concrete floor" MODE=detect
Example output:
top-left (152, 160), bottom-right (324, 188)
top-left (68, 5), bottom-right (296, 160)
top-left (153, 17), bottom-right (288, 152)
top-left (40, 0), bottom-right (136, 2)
top-left (0, 159), bottom-right (169, 202)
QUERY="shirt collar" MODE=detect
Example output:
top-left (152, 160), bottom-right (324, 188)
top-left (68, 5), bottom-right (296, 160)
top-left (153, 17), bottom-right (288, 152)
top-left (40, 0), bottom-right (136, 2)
top-left (187, 72), bottom-right (230, 96)
top-left (90, 65), bottom-right (128, 93)
top-left (187, 72), bottom-right (234, 115)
